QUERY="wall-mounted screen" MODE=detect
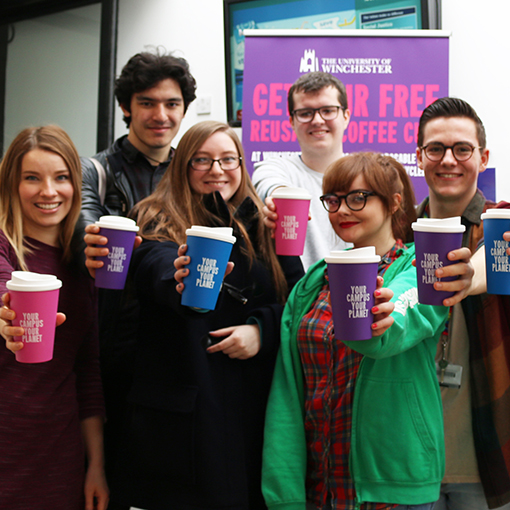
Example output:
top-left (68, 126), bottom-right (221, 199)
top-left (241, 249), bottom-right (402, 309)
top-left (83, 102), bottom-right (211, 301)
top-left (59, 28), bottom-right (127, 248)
top-left (224, 0), bottom-right (438, 125)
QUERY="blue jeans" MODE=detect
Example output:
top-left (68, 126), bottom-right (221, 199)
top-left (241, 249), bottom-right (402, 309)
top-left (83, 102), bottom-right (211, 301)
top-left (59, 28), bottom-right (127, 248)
top-left (433, 483), bottom-right (510, 510)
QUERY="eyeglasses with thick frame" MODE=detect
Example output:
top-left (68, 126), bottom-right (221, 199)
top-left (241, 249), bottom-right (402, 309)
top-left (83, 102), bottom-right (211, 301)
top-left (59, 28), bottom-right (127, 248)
top-left (420, 142), bottom-right (482, 162)
top-left (320, 190), bottom-right (376, 213)
top-left (291, 105), bottom-right (345, 123)
top-left (189, 156), bottom-right (242, 172)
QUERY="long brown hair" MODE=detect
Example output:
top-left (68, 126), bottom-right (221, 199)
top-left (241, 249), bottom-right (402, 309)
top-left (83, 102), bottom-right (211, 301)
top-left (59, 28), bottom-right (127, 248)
top-left (134, 120), bottom-right (288, 301)
top-left (323, 152), bottom-right (417, 243)
top-left (0, 125), bottom-right (82, 270)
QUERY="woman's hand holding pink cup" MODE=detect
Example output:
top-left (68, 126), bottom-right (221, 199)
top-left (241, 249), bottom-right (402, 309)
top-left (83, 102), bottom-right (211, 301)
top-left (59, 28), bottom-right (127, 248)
top-left (1, 291), bottom-right (66, 355)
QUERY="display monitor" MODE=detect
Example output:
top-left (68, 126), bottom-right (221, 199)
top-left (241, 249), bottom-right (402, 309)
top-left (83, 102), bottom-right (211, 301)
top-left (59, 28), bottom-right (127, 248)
top-left (224, 0), bottom-right (440, 125)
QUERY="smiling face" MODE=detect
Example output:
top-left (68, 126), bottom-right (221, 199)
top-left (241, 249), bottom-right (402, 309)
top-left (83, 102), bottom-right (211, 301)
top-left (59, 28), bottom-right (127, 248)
top-left (417, 116), bottom-right (489, 217)
top-left (188, 131), bottom-right (242, 202)
top-left (122, 78), bottom-right (185, 160)
top-left (18, 148), bottom-right (74, 245)
top-left (290, 85), bottom-right (350, 166)
top-left (328, 174), bottom-right (396, 255)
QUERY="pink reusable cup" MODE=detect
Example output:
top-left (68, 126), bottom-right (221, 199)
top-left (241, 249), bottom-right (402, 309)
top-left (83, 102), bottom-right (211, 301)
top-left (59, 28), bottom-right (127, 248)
top-left (6, 271), bottom-right (62, 363)
top-left (94, 215), bottom-right (139, 290)
top-left (272, 187), bottom-right (311, 256)
top-left (325, 247), bottom-right (381, 341)
top-left (412, 217), bottom-right (465, 306)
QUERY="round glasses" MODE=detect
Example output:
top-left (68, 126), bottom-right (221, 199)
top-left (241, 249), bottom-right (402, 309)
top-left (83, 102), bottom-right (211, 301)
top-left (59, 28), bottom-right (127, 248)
top-left (320, 190), bottom-right (376, 213)
top-left (420, 142), bottom-right (482, 162)
top-left (291, 105), bottom-right (345, 123)
top-left (189, 156), bottom-right (242, 172)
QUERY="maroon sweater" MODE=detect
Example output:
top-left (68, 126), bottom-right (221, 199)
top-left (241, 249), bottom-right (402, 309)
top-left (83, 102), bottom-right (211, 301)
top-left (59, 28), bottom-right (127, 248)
top-left (0, 232), bottom-right (104, 510)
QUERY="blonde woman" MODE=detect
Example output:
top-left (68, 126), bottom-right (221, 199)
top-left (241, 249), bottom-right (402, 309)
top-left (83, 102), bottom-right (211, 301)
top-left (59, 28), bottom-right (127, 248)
top-left (0, 126), bottom-right (108, 510)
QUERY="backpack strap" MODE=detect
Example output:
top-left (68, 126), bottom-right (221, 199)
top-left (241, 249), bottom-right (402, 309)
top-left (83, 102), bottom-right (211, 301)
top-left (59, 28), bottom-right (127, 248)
top-left (89, 157), bottom-right (107, 206)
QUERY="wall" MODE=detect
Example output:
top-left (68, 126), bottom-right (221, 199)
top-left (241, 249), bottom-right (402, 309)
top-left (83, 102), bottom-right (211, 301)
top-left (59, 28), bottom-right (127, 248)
top-left (442, 1), bottom-right (510, 200)
top-left (115, 0), bottom-right (227, 146)
top-left (4, 3), bottom-right (100, 155)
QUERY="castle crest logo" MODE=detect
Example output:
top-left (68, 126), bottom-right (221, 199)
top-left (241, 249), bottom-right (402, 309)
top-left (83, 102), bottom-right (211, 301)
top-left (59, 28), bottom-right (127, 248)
top-left (299, 49), bottom-right (319, 73)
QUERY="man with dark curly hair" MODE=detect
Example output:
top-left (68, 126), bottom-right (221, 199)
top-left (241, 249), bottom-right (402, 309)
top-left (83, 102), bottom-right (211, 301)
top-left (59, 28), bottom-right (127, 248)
top-left (81, 50), bottom-right (196, 222)
top-left (79, 49), bottom-right (196, 510)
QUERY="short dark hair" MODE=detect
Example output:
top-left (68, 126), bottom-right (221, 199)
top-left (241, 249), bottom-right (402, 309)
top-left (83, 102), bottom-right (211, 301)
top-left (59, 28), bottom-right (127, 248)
top-left (115, 50), bottom-right (197, 127)
top-left (288, 72), bottom-right (348, 115)
top-left (417, 97), bottom-right (486, 149)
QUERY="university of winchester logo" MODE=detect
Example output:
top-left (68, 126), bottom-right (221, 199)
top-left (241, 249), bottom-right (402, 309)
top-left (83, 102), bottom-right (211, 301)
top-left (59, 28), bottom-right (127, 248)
top-left (299, 49), bottom-right (319, 73)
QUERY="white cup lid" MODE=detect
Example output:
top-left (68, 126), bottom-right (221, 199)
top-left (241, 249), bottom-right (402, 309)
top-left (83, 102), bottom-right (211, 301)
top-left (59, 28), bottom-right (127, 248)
top-left (411, 216), bottom-right (466, 233)
top-left (185, 225), bottom-right (237, 244)
top-left (271, 187), bottom-right (312, 200)
top-left (325, 246), bottom-right (381, 264)
top-left (95, 215), bottom-right (139, 232)
top-left (6, 271), bottom-right (62, 292)
top-left (481, 209), bottom-right (510, 220)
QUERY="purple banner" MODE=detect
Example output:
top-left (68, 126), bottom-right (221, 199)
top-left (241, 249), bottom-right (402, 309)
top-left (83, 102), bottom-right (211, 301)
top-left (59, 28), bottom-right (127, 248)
top-left (242, 33), bottom-right (449, 201)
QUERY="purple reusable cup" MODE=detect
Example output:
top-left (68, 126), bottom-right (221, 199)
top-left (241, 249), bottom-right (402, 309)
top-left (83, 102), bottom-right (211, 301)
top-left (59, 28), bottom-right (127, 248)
top-left (325, 247), bottom-right (381, 341)
top-left (6, 271), bottom-right (62, 363)
top-left (94, 215), bottom-right (139, 290)
top-left (412, 217), bottom-right (465, 305)
top-left (272, 187), bottom-right (311, 256)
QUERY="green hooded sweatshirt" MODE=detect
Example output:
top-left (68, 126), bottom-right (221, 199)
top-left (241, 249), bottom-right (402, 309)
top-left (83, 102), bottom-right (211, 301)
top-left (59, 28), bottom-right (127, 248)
top-left (262, 244), bottom-right (448, 510)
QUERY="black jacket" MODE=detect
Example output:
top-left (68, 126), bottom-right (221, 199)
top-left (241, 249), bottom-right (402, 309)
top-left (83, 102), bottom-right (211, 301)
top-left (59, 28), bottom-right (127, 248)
top-left (112, 194), bottom-right (304, 510)
top-left (80, 135), bottom-right (173, 224)
top-left (79, 136), bottom-right (172, 369)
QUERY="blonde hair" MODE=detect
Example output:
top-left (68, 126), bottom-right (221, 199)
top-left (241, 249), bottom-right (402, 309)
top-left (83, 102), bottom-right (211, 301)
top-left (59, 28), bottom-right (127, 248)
top-left (0, 125), bottom-right (82, 270)
top-left (323, 152), bottom-right (417, 243)
top-left (134, 120), bottom-right (288, 301)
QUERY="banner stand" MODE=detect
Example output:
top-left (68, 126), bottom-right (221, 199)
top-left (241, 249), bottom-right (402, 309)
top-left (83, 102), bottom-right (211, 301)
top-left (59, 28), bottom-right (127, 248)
top-left (242, 28), bottom-right (451, 202)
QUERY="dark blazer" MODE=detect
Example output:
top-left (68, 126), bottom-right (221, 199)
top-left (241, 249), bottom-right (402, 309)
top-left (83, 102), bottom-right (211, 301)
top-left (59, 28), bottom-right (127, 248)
top-left (112, 194), bottom-right (304, 510)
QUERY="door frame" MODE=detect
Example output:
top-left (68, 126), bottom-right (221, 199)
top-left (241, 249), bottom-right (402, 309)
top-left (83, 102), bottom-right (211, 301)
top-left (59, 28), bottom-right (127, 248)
top-left (0, 0), bottom-right (118, 154)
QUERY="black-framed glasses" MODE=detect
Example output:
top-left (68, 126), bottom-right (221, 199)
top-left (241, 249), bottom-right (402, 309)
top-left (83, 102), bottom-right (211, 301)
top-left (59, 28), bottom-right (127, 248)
top-left (320, 190), bottom-right (376, 213)
top-left (189, 156), bottom-right (242, 172)
top-left (420, 142), bottom-right (482, 162)
top-left (291, 105), bottom-right (345, 123)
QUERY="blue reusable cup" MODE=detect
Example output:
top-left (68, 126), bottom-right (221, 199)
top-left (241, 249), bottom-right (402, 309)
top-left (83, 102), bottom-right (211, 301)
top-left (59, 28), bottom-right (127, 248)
top-left (481, 209), bottom-right (510, 295)
top-left (181, 226), bottom-right (237, 310)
